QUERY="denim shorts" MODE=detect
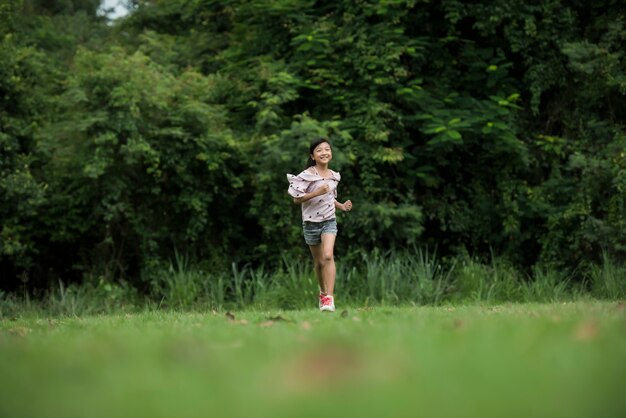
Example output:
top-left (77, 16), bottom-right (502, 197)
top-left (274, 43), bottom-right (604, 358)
top-left (303, 219), bottom-right (338, 245)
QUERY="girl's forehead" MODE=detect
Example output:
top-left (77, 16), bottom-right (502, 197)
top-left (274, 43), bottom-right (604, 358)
top-left (313, 142), bottom-right (331, 151)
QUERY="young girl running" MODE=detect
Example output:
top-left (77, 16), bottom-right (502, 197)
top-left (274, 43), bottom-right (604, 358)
top-left (287, 139), bottom-right (353, 312)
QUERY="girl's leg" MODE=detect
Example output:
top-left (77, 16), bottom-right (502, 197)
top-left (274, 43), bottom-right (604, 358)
top-left (319, 233), bottom-right (336, 296)
top-left (308, 244), bottom-right (325, 293)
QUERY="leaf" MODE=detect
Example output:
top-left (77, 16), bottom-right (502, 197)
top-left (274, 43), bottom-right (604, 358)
top-left (446, 130), bottom-right (462, 141)
top-left (267, 315), bottom-right (293, 322)
top-left (8, 327), bottom-right (31, 337)
top-left (573, 320), bottom-right (599, 342)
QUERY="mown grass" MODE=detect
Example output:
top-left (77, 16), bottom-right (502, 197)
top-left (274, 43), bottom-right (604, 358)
top-left (1, 301), bottom-right (625, 418)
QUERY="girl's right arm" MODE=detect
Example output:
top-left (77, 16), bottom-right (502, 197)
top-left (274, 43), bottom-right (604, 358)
top-left (293, 184), bottom-right (330, 204)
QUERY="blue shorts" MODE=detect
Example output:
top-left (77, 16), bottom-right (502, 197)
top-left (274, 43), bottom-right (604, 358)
top-left (303, 219), bottom-right (338, 245)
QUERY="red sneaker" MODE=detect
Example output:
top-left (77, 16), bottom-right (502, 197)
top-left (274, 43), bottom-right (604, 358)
top-left (320, 295), bottom-right (335, 312)
top-left (318, 291), bottom-right (326, 309)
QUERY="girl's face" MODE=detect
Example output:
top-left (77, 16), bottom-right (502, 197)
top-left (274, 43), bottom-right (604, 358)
top-left (311, 142), bottom-right (332, 165)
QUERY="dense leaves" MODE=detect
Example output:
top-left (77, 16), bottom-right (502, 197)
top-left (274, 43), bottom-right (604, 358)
top-left (0, 0), bottom-right (624, 291)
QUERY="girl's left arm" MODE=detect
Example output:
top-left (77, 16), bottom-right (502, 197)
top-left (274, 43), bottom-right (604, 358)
top-left (335, 199), bottom-right (353, 212)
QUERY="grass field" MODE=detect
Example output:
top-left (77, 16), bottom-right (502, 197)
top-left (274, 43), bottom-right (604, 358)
top-left (1, 301), bottom-right (625, 418)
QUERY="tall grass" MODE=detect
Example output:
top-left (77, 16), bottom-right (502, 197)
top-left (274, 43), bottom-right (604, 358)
top-left (451, 253), bottom-right (524, 302)
top-left (2, 249), bottom-right (624, 316)
top-left (1, 277), bottom-right (141, 318)
top-left (589, 252), bottom-right (626, 299)
top-left (258, 256), bottom-right (317, 309)
top-left (354, 248), bottom-right (450, 305)
top-left (520, 265), bottom-right (574, 302)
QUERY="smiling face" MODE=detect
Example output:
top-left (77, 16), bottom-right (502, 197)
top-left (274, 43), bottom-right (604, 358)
top-left (311, 141), bottom-right (332, 166)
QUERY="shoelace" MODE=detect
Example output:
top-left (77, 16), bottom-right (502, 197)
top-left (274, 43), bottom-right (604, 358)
top-left (321, 296), bottom-right (333, 306)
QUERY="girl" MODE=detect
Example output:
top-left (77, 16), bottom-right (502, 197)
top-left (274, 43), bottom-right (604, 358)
top-left (287, 138), bottom-right (353, 312)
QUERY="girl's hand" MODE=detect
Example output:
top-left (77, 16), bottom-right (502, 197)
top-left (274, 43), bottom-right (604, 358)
top-left (316, 184), bottom-right (330, 196)
top-left (342, 200), bottom-right (352, 212)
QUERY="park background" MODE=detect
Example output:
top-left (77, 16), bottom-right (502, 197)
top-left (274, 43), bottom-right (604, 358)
top-left (1, 2), bottom-right (625, 418)
top-left (1, 0), bottom-right (625, 313)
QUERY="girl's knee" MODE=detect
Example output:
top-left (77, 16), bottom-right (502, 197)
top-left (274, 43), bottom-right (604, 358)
top-left (319, 253), bottom-right (334, 266)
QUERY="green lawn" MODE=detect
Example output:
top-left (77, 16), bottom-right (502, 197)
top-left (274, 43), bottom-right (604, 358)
top-left (1, 301), bottom-right (625, 418)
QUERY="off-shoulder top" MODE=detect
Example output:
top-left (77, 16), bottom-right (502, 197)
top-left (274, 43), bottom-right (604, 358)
top-left (287, 167), bottom-right (341, 222)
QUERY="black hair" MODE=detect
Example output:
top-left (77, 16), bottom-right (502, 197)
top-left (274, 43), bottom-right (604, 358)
top-left (306, 138), bottom-right (331, 168)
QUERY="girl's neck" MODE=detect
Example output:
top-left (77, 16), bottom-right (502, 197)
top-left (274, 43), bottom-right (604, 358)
top-left (315, 163), bottom-right (330, 174)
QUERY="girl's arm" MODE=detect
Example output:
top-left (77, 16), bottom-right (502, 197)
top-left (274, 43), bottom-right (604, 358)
top-left (335, 199), bottom-right (353, 212)
top-left (293, 184), bottom-right (330, 204)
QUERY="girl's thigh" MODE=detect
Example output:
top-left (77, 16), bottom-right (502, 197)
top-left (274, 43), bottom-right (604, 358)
top-left (320, 233), bottom-right (336, 258)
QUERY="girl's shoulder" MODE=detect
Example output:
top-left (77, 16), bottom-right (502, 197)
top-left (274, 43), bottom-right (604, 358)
top-left (287, 167), bottom-right (340, 181)
top-left (308, 166), bottom-right (340, 180)
top-left (330, 169), bottom-right (341, 181)
top-left (287, 168), bottom-right (319, 182)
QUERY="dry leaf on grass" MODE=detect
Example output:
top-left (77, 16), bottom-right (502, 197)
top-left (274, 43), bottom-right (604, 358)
top-left (574, 320), bottom-right (599, 342)
top-left (224, 312), bottom-right (248, 324)
top-left (8, 327), bottom-right (31, 337)
top-left (267, 315), bottom-right (292, 322)
top-left (275, 344), bottom-right (361, 392)
top-left (453, 319), bottom-right (466, 330)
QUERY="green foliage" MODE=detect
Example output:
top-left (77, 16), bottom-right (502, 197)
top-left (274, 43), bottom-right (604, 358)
top-left (1, 0), bottom-right (625, 296)
top-left (148, 252), bottom-right (207, 310)
top-left (3, 249), bottom-right (624, 315)
top-left (37, 46), bottom-right (245, 278)
top-left (355, 248), bottom-right (449, 305)
top-left (588, 252), bottom-right (626, 300)
top-left (0, 12), bottom-right (49, 270)
top-left (39, 278), bottom-right (138, 317)
top-left (260, 257), bottom-right (318, 310)
top-left (451, 255), bottom-right (522, 303)
top-left (520, 265), bottom-right (574, 303)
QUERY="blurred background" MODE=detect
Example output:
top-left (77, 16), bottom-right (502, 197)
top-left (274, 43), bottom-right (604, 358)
top-left (1, 0), bottom-right (625, 309)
